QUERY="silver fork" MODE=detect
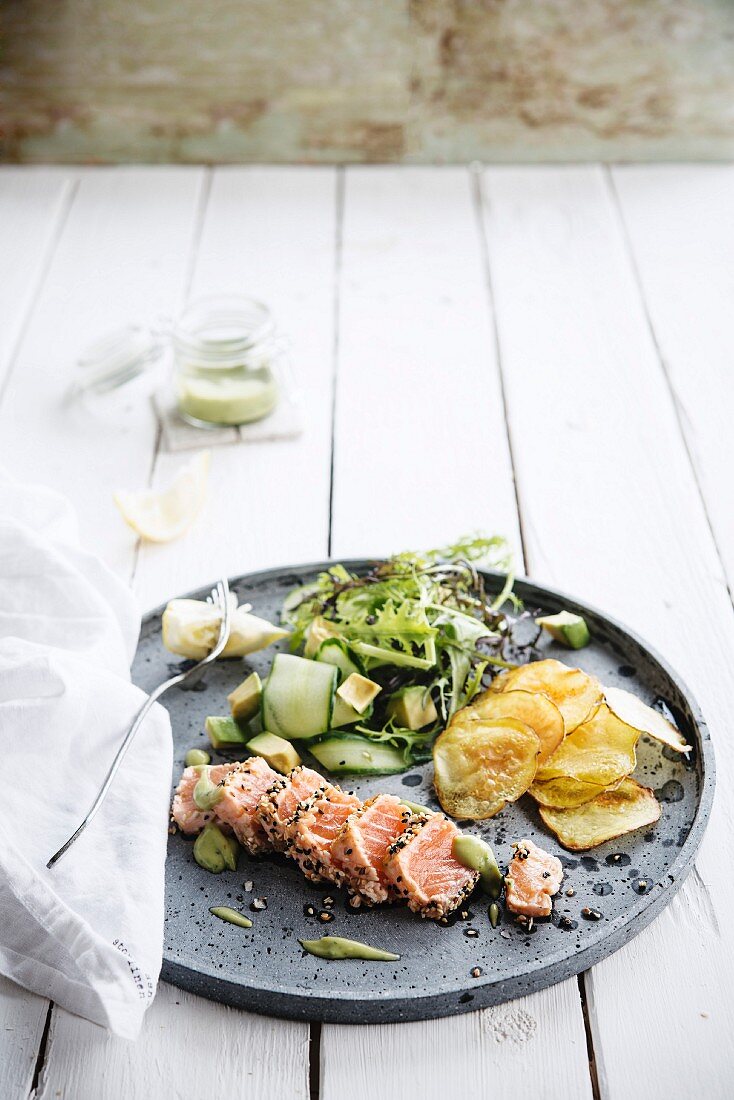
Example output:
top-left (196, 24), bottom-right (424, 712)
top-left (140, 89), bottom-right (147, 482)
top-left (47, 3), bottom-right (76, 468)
top-left (46, 578), bottom-right (232, 869)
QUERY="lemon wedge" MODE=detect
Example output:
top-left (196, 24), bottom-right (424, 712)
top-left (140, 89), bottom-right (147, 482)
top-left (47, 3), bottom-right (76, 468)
top-left (114, 451), bottom-right (210, 542)
top-left (163, 595), bottom-right (289, 660)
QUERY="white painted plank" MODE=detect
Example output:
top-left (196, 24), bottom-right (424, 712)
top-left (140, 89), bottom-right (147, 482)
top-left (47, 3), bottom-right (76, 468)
top-left (0, 977), bottom-right (48, 1100)
top-left (0, 168), bottom-right (73, 387)
top-left (331, 167), bottom-right (520, 558)
top-left (134, 166), bottom-right (338, 611)
top-left (323, 981), bottom-right (591, 1100)
top-left (0, 167), bottom-right (206, 580)
top-left (36, 981), bottom-right (308, 1100)
top-left (481, 164), bottom-right (734, 1099)
top-left (323, 167), bottom-right (592, 1100)
top-left (611, 165), bottom-right (734, 589)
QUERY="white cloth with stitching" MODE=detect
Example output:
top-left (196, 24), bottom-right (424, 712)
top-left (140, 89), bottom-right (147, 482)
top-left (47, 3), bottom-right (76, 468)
top-left (0, 470), bottom-right (172, 1039)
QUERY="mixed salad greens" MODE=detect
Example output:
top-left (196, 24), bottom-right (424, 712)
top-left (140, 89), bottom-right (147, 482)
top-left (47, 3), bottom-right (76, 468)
top-left (278, 536), bottom-right (524, 767)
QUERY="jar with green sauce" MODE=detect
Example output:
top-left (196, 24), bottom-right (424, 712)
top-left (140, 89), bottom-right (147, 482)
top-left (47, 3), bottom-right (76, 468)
top-left (172, 296), bottom-right (280, 428)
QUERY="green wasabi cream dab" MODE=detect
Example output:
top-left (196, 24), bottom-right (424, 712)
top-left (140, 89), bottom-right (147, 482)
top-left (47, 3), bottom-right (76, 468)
top-left (193, 766), bottom-right (223, 811)
top-left (452, 834), bottom-right (503, 900)
top-left (185, 748), bottom-right (211, 767)
top-left (299, 936), bottom-right (400, 962)
top-left (210, 906), bottom-right (253, 929)
top-left (193, 823), bottom-right (239, 873)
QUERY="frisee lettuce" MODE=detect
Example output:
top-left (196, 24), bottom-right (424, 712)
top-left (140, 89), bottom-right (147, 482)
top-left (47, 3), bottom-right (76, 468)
top-left (282, 535), bottom-right (522, 767)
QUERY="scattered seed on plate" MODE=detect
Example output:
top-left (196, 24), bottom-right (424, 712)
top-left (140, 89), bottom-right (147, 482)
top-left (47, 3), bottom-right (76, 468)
top-left (471, 967), bottom-right (482, 978)
top-left (581, 907), bottom-right (602, 921)
top-left (319, 911), bottom-right (334, 923)
top-left (566, 888), bottom-right (576, 897)
top-left (465, 928), bottom-right (479, 938)
top-left (250, 897), bottom-right (268, 912)
top-left (243, 881), bottom-right (253, 892)
top-left (322, 896), bottom-right (335, 909)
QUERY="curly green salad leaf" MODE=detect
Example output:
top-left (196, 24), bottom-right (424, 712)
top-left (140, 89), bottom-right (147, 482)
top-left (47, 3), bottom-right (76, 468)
top-left (281, 535), bottom-right (525, 767)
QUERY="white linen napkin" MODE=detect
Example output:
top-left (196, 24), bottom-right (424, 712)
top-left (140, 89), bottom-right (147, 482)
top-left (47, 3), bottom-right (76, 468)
top-left (0, 469), bottom-right (172, 1039)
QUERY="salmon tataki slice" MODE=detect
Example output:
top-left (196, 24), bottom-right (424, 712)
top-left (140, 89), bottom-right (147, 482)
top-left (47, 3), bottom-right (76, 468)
top-left (213, 757), bottom-right (280, 854)
top-left (331, 794), bottom-right (412, 905)
top-left (505, 838), bottom-right (563, 918)
top-left (256, 766), bottom-right (326, 851)
top-left (383, 813), bottom-right (479, 919)
top-left (290, 786), bottom-right (362, 885)
top-left (171, 764), bottom-right (237, 835)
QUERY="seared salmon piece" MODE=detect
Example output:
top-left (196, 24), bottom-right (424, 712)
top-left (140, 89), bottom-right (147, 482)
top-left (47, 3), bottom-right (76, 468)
top-left (290, 786), bottom-right (362, 885)
top-left (331, 794), bottom-right (412, 904)
top-left (171, 764), bottom-right (237, 834)
top-left (505, 838), bottom-right (563, 918)
top-left (256, 766), bottom-right (326, 851)
top-left (214, 757), bottom-right (280, 854)
top-left (383, 813), bottom-right (478, 919)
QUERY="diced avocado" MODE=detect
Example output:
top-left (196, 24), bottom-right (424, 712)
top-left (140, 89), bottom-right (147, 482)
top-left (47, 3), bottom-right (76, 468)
top-left (303, 616), bottom-right (342, 658)
top-left (536, 611), bottom-right (590, 650)
top-left (227, 671), bottom-right (262, 722)
top-left (246, 731), bottom-right (301, 774)
top-left (331, 695), bottom-right (364, 728)
top-left (205, 715), bottom-right (248, 751)
top-left (336, 673), bottom-right (381, 715)
top-left (386, 685), bottom-right (437, 730)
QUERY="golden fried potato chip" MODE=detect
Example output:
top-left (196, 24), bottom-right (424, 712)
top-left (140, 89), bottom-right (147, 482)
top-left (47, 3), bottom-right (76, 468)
top-left (539, 778), bottom-right (661, 850)
top-left (489, 658), bottom-right (602, 732)
top-left (469, 688), bottom-right (565, 765)
top-left (536, 703), bottom-right (639, 788)
top-left (433, 716), bottom-right (540, 820)
top-left (529, 775), bottom-right (610, 808)
top-left (604, 686), bottom-right (691, 754)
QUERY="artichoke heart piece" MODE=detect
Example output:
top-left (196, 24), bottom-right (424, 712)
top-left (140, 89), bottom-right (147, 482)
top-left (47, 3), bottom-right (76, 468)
top-left (489, 658), bottom-right (602, 733)
top-left (433, 715), bottom-right (540, 820)
top-left (535, 703), bottom-right (639, 789)
top-left (539, 778), bottom-right (661, 850)
top-left (469, 688), bottom-right (565, 765)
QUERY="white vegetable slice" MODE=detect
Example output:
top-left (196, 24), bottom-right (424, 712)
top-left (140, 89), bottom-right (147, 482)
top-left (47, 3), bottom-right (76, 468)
top-left (604, 686), bottom-right (691, 754)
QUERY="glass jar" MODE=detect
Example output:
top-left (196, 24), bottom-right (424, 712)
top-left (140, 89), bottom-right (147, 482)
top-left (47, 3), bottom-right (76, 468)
top-left (172, 295), bottom-right (280, 427)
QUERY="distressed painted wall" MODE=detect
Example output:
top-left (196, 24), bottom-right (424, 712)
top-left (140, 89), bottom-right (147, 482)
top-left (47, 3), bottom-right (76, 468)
top-left (2, 0), bottom-right (734, 163)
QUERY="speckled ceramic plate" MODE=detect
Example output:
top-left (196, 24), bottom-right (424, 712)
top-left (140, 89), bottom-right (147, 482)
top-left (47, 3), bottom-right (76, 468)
top-left (132, 562), bottom-right (714, 1023)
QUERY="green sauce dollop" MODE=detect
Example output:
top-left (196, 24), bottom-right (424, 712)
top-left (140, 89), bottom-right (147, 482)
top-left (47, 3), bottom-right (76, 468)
top-left (193, 766), bottom-right (223, 811)
top-left (452, 834), bottom-right (503, 899)
top-left (193, 823), bottom-right (239, 873)
top-left (299, 936), bottom-right (400, 962)
top-left (185, 748), bottom-right (211, 767)
top-left (210, 906), bottom-right (253, 928)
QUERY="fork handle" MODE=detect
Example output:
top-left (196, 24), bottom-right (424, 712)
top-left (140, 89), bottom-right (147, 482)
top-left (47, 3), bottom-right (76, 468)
top-left (46, 682), bottom-right (170, 869)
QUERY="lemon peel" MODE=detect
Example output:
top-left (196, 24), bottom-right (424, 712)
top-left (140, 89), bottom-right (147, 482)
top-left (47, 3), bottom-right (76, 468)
top-left (114, 451), bottom-right (210, 542)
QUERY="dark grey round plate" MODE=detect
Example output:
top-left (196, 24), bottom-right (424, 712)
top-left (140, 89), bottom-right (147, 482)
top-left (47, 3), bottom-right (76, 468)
top-left (133, 562), bottom-right (714, 1024)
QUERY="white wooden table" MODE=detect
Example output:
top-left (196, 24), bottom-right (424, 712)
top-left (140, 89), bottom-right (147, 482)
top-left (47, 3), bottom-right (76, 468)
top-left (1, 164), bottom-right (733, 1099)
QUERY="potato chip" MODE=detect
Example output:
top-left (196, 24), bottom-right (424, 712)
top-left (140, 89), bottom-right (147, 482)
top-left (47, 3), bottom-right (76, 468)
top-left (529, 775), bottom-right (610, 809)
top-left (433, 716), bottom-right (540, 820)
top-left (539, 778), bottom-right (661, 850)
top-left (469, 688), bottom-right (565, 764)
top-left (489, 658), bottom-right (602, 732)
top-left (535, 703), bottom-right (639, 788)
top-left (604, 686), bottom-right (691, 754)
